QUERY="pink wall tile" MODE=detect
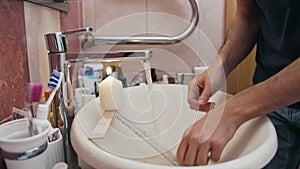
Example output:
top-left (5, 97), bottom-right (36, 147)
top-left (198, 0), bottom-right (225, 50)
top-left (86, 0), bottom-right (147, 36)
top-left (82, 1), bottom-right (139, 33)
top-left (0, 0), bottom-right (29, 123)
top-left (82, 0), bottom-right (95, 28)
top-left (147, 0), bottom-right (190, 35)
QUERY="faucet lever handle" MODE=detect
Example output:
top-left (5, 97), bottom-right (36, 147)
top-left (62, 27), bottom-right (93, 36)
top-left (45, 27), bottom-right (93, 53)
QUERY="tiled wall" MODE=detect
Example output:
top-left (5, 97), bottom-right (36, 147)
top-left (82, 0), bottom-right (225, 83)
top-left (0, 1), bottom-right (29, 168)
top-left (0, 0), bottom-right (29, 124)
top-left (0, 1), bottom-right (60, 125)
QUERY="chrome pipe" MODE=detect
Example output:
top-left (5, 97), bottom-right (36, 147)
top-left (93, 0), bottom-right (199, 45)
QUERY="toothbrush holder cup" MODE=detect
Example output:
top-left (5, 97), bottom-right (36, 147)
top-left (0, 119), bottom-right (50, 169)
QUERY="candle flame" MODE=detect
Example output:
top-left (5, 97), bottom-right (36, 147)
top-left (106, 66), bottom-right (112, 75)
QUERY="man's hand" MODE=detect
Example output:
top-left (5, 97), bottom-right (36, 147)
top-left (176, 103), bottom-right (239, 166)
top-left (188, 77), bottom-right (213, 112)
top-left (188, 60), bottom-right (226, 112)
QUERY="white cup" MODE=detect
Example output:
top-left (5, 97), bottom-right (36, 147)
top-left (0, 119), bottom-right (50, 169)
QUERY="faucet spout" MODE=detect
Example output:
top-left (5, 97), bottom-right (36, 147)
top-left (66, 50), bottom-right (152, 64)
top-left (101, 50), bottom-right (152, 62)
top-left (62, 27), bottom-right (93, 36)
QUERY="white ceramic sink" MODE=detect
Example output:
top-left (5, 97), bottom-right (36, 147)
top-left (71, 84), bottom-right (277, 169)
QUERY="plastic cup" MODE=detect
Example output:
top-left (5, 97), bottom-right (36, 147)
top-left (0, 119), bottom-right (50, 169)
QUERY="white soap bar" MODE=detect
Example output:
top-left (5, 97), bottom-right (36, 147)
top-left (98, 76), bottom-right (124, 110)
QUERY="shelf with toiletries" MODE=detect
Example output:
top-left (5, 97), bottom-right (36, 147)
top-left (130, 68), bottom-right (175, 86)
top-left (74, 61), bottom-right (172, 105)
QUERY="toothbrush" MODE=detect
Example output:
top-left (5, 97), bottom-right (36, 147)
top-left (47, 70), bottom-right (64, 106)
top-left (34, 70), bottom-right (63, 133)
top-left (64, 63), bottom-right (75, 118)
top-left (26, 83), bottom-right (43, 136)
top-left (26, 83), bottom-right (43, 103)
top-left (37, 69), bottom-right (63, 116)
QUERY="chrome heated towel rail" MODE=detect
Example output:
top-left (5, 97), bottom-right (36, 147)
top-left (93, 0), bottom-right (199, 45)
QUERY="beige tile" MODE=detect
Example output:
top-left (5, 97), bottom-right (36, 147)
top-left (92, 0), bottom-right (147, 36)
top-left (198, 0), bottom-right (225, 50)
top-left (147, 0), bottom-right (190, 36)
top-left (82, 0), bottom-right (95, 28)
top-left (24, 2), bottom-right (60, 88)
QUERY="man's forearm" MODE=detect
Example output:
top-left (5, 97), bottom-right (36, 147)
top-left (228, 58), bottom-right (300, 127)
top-left (219, 0), bottom-right (260, 76)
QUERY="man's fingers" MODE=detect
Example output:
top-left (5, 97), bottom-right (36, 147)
top-left (195, 144), bottom-right (211, 166)
top-left (210, 140), bottom-right (226, 162)
top-left (188, 98), bottom-right (200, 110)
top-left (187, 78), bottom-right (202, 110)
top-left (198, 102), bottom-right (215, 112)
top-left (210, 131), bottom-right (231, 162)
top-left (176, 137), bottom-right (189, 165)
top-left (183, 145), bottom-right (198, 166)
top-left (199, 80), bottom-right (212, 105)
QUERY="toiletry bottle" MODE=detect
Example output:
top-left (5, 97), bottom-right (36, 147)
top-left (161, 75), bottom-right (169, 84)
top-left (83, 66), bottom-right (95, 94)
top-left (151, 68), bottom-right (158, 83)
top-left (33, 104), bottom-right (51, 134)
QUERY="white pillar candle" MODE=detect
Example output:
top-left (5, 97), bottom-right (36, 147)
top-left (98, 76), bottom-right (124, 111)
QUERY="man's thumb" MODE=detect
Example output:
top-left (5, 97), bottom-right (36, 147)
top-left (199, 87), bottom-right (211, 105)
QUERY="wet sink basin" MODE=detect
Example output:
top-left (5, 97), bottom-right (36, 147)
top-left (71, 84), bottom-right (277, 169)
